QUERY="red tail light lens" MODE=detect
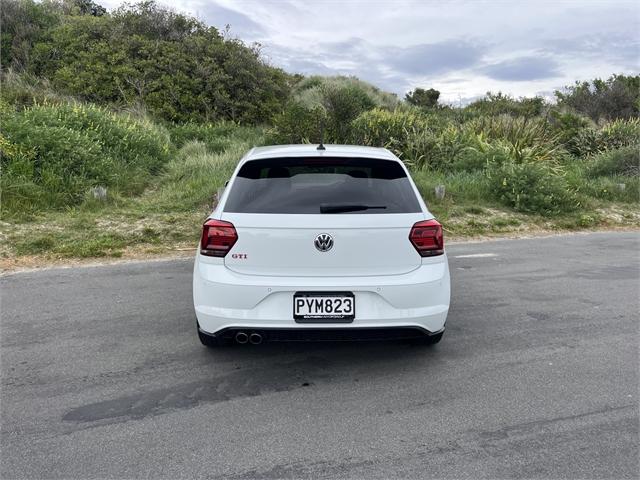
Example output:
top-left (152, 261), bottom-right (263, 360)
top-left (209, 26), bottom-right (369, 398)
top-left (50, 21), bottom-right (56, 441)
top-left (409, 219), bottom-right (444, 257)
top-left (200, 219), bottom-right (237, 257)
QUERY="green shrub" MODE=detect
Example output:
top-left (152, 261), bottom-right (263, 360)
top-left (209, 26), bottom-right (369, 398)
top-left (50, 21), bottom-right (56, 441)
top-left (170, 122), bottom-right (261, 153)
top-left (0, 70), bottom-right (72, 109)
top-left (399, 123), bottom-right (479, 171)
top-left (474, 135), bottom-right (563, 166)
top-left (20, 2), bottom-right (291, 123)
top-left (400, 128), bottom-right (439, 169)
top-left (321, 82), bottom-right (376, 141)
top-left (462, 115), bottom-right (560, 150)
top-left (2, 120), bottom-right (108, 212)
top-left (579, 176), bottom-right (639, 203)
top-left (571, 128), bottom-right (601, 157)
top-left (404, 115), bottom-right (563, 172)
top-left (266, 103), bottom-right (327, 144)
top-left (428, 124), bottom-right (479, 170)
top-left (465, 92), bottom-right (546, 118)
top-left (1, 102), bottom-right (172, 216)
top-left (577, 214), bottom-right (599, 227)
top-left (555, 74), bottom-right (640, 121)
top-left (572, 118), bottom-right (640, 157)
top-left (350, 108), bottom-right (428, 159)
top-left (457, 139), bottom-right (514, 171)
top-left (405, 88), bottom-right (440, 109)
top-left (412, 170), bottom-right (492, 206)
top-left (294, 76), bottom-right (324, 92)
top-left (589, 146), bottom-right (640, 177)
top-left (145, 140), bottom-right (245, 211)
top-left (548, 109), bottom-right (594, 155)
top-left (19, 102), bottom-right (172, 175)
top-left (269, 76), bottom-right (399, 144)
top-left (350, 108), bottom-right (416, 146)
top-left (488, 161), bottom-right (577, 215)
top-left (599, 118), bottom-right (640, 149)
top-left (294, 76), bottom-right (399, 111)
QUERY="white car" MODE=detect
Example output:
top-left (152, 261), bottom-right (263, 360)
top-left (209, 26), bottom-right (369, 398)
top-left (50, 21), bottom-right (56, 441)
top-left (193, 144), bottom-right (450, 346)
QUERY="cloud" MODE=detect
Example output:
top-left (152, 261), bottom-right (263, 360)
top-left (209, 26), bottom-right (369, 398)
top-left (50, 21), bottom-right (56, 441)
top-left (262, 44), bottom-right (332, 75)
top-left (194, 2), bottom-right (266, 39)
top-left (100, 0), bottom-right (640, 99)
top-left (542, 32), bottom-right (640, 69)
top-left (385, 40), bottom-right (484, 76)
top-left (262, 38), bottom-right (486, 94)
top-left (280, 58), bottom-right (336, 76)
top-left (481, 57), bottom-right (561, 81)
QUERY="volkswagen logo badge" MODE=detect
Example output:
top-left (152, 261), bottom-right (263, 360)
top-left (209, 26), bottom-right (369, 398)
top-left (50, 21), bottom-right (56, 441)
top-left (314, 233), bottom-right (334, 252)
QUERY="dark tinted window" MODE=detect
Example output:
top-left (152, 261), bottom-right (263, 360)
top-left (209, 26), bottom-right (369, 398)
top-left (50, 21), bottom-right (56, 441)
top-left (224, 157), bottom-right (421, 214)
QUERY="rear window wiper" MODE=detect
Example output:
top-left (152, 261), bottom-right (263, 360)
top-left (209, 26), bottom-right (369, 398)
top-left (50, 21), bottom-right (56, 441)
top-left (320, 203), bottom-right (388, 214)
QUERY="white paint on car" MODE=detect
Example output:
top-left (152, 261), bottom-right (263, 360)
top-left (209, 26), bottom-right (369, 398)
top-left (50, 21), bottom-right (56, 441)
top-left (193, 144), bottom-right (450, 345)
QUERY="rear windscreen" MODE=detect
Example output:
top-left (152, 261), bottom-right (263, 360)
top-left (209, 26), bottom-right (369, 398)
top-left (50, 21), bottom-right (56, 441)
top-left (223, 157), bottom-right (421, 214)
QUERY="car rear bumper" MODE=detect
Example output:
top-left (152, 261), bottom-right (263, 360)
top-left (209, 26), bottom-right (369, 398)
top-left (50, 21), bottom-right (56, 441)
top-left (193, 254), bottom-right (450, 336)
top-left (199, 326), bottom-right (445, 343)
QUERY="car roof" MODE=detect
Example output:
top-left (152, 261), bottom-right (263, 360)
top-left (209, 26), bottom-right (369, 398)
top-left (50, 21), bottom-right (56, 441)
top-left (242, 144), bottom-right (399, 163)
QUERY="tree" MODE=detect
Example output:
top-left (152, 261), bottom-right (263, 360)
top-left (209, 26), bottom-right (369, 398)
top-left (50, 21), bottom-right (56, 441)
top-left (0, 0), bottom-right (62, 71)
top-left (321, 82), bottom-right (375, 141)
top-left (405, 87), bottom-right (440, 108)
top-left (72, 0), bottom-right (107, 16)
top-left (555, 74), bottom-right (640, 122)
top-left (466, 92), bottom-right (545, 118)
top-left (16, 0), bottom-right (291, 122)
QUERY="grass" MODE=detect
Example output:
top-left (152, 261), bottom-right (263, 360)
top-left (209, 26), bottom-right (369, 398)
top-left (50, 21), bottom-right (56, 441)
top-left (5, 209), bottom-right (202, 259)
top-left (2, 69), bottom-right (638, 270)
top-left (411, 167), bottom-right (639, 237)
top-left (2, 123), bottom-right (639, 269)
top-left (3, 165), bottom-right (638, 268)
top-left (1, 128), bottom-right (258, 265)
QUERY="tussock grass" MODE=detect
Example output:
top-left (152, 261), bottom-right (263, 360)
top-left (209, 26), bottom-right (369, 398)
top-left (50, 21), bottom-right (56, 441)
top-left (1, 131), bottom-right (260, 260)
top-left (142, 140), bottom-right (248, 212)
top-left (294, 75), bottom-right (400, 111)
top-left (1, 80), bottom-right (638, 263)
top-left (1, 101), bottom-right (173, 217)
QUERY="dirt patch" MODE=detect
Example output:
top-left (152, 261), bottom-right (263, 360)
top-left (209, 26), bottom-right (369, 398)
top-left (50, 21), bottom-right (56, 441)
top-left (1, 243), bottom-right (195, 275)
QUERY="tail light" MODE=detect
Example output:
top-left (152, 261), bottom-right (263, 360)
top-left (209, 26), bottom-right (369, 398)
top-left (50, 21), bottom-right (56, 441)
top-left (409, 219), bottom-right (444, 257)
top-left (200, 219), bottom-right (237, 257)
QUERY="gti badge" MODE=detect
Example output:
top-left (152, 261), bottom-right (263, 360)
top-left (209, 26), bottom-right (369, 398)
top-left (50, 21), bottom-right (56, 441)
top-left (314, 233), bottom-right (334, 252)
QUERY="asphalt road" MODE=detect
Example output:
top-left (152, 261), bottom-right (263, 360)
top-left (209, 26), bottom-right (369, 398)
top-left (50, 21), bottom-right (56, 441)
top-left (1, 232), bottom-right (638, 479)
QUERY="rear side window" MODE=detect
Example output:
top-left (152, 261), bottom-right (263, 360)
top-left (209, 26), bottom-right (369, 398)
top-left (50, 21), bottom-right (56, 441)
top-left (223, 157), bottom-right (421, 214)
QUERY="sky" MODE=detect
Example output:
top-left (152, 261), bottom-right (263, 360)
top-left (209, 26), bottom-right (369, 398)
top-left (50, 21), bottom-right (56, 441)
top-left (101, 0), bottom-right (640, 103)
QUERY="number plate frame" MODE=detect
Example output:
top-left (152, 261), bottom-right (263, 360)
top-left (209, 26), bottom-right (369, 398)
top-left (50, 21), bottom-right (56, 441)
top-left (293, 291), bottom-right (355, 323)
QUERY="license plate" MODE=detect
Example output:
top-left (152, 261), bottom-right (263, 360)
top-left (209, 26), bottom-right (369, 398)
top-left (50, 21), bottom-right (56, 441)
top-left (293, 292), bottom-right (355, 323)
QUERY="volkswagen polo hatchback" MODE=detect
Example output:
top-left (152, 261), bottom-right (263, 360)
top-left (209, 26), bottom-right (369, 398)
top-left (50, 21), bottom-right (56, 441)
top-left (193, 144), bottom-right (450, 346)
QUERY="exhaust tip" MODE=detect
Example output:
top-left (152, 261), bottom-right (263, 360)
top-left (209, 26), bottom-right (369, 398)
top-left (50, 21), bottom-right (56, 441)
top-left (249, 333), bottom-right (263, 345)
top-left (235, 332), bottom-right (249, 344)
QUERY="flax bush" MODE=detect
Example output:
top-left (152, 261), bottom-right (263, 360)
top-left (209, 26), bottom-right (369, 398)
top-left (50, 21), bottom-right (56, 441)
top-left (487, 161), bottom-right (577, 216)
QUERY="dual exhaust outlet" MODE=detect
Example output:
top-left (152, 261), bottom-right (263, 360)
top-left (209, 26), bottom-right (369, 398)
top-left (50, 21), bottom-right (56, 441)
top-left (234, 331), bottom-right (263, 345)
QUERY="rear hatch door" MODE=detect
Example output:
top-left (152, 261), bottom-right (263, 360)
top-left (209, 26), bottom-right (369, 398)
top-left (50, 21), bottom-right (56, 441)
top-left (220, 155), bottom-right (427, 277)
top-left (222, 213), bottom-right (425, 277)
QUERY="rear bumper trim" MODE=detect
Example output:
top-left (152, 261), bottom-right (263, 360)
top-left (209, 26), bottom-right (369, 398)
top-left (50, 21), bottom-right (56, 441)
top-left (200, 325), bottom-right (444, 342)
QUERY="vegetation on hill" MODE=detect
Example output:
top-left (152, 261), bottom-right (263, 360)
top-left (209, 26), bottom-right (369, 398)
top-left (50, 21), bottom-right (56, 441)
top-left (1, 0), bottom-right (638, 264)
top-left (555, 75), bottom-right (640, 122)
top-left (1, 0), bottom-right (291, 122)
